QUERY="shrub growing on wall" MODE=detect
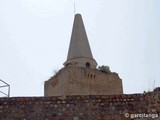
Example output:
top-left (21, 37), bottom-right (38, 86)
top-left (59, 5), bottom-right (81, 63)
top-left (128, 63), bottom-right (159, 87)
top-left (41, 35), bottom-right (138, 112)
top-left (98, 65), bottom-right (111, 73)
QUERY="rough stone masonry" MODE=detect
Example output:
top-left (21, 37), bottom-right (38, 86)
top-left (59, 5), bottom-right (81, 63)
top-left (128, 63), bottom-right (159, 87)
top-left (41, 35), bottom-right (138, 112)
top-left (0, 87), bottom-right (160, 120)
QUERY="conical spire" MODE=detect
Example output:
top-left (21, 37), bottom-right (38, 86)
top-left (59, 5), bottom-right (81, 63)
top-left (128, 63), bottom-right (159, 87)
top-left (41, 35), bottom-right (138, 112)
top-left (64, 14), bottom-right (97, 69)
top-left (67, 14), bottom-right (93, 59)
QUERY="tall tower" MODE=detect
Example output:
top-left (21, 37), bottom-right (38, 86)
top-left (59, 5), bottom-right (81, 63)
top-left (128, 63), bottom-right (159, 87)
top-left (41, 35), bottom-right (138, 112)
top-left (44, 14), bottom-right (123, 96)
top-left (64, 14), bottom-right (97, 69)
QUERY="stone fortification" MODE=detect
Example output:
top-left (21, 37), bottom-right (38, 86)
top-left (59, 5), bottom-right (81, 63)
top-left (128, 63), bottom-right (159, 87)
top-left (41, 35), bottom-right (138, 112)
top-left (0, 88), bottom-right (160, 120)
top-left (45, 66), bottom-right (123, 96)
top-left (44, 13), bottom-right (123, 96)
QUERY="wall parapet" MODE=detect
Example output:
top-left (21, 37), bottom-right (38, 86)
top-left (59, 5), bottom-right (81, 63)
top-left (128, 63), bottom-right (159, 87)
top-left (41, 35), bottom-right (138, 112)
top-left (0, 87), bottom-right (160, 120)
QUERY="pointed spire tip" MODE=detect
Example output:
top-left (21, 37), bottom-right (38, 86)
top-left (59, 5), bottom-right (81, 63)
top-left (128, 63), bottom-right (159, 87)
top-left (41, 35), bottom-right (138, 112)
top-left (75, 13), bottom-right (81, 16)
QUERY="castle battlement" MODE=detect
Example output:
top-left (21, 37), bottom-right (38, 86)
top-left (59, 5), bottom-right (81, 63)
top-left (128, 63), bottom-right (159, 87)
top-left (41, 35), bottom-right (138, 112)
top-left (0, 88), bottom-right (160, 119)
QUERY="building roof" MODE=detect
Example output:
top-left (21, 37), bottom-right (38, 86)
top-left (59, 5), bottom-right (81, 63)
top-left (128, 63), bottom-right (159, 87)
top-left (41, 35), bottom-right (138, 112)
top-left (67, 14), bottom-right (93, 60)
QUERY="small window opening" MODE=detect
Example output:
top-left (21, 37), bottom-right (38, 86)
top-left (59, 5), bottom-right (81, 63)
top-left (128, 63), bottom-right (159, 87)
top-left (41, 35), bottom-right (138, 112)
top-left (88, 74), bottom-right (90, 78)
top-left (91, 74), bottom-right (93, 78)
top-left (86, 62), bottom-right (90, 68)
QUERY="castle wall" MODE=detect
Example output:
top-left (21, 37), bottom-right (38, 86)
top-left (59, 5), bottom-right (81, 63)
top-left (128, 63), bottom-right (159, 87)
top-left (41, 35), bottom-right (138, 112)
top-left (0, 88), bottom-right (160, 120)
top-left (44, 66), bottom-right (123, 96)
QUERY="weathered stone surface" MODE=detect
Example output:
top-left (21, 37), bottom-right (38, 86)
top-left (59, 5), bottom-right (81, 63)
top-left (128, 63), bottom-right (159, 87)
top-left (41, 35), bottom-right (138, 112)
top-left (0, 88), bottom-right (160, 119)
top-left (63, 14), bottom-right (97, 69)
top-left (45, 66), bottom-right (123, 96)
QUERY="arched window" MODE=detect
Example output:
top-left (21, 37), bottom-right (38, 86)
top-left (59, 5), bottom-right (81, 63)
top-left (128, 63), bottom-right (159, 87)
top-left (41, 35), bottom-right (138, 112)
top-left (86, 62), bottom-right (90, 68)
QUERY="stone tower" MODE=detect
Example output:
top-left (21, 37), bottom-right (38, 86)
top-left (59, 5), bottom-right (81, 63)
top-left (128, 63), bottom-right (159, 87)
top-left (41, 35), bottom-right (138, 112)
top-left (63, 14), bottom-right (97, 69)
top-left (44, 14), bottom-right (123, 96)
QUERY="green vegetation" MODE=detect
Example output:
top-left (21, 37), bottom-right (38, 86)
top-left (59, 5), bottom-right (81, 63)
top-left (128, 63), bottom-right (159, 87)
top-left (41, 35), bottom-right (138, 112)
top-left (98, 65), bottom-right (111, 73)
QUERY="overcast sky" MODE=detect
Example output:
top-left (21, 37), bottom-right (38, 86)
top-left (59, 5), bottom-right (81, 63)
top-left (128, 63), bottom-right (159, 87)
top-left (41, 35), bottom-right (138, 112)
top-left (0, 0), bottom-right (160, 97)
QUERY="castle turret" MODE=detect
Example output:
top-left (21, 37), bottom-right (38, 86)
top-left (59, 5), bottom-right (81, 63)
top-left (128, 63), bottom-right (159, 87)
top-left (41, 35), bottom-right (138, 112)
top-left (44, 14), bottom-right (123, 96)
top-left (64, 14), bottom-right (97, 69)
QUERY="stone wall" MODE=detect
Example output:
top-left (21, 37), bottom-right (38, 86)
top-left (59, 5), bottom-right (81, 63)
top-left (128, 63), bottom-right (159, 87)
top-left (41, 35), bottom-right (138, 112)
top-left (0, 88), bottom-right (160, 120)
top-left (44, 66), bottom-right (123, 96)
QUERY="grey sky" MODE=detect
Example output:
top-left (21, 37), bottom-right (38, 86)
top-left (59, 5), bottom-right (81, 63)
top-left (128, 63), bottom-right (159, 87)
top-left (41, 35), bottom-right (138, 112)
top-left (0, 0), bottom-right (160, 97)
